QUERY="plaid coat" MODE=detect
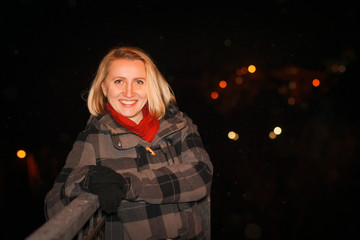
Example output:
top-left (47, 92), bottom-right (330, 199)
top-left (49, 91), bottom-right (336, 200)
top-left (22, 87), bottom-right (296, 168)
top-left (45, 104), bottom-right (213, 240)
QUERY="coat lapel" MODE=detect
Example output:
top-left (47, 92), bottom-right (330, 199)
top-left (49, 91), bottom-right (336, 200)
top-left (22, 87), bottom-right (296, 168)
top-left (96, 106), bottom-right (187, 149)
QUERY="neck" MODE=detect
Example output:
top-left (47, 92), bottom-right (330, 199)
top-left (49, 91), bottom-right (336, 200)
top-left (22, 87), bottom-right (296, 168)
top-left (131, 112), bottom-right (143, 125)
top-left (106, 102), bottom-right (160, 143)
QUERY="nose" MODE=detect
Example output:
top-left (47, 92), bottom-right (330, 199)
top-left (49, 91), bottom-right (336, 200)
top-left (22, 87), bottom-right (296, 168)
top-left (124, 83), bottom-right (134, 98)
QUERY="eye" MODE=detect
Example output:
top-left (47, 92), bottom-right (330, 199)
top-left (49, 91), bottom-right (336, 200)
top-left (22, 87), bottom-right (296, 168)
top-left (136, 79), bottom-right (145, 84)
top-left (114, 79), bottom-right (123, 84)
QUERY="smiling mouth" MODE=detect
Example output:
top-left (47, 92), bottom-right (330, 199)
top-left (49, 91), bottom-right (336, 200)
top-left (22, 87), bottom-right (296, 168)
top-left (119, 99), bottom-right (137, 106)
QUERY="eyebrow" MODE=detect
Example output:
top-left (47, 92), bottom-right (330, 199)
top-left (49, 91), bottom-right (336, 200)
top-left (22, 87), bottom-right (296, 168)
top-left (111, 76), bottom-right (146, 80)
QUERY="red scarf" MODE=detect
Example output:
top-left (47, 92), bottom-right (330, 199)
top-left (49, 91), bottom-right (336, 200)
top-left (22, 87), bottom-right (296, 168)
top-left (106, 102), bottom-right (159, 143)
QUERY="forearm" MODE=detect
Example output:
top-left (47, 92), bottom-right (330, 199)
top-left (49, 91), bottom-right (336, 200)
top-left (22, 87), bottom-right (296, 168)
top-left (45, 136), bottom-right (97, 218)
top-left (123, 159), bottom-right (213, 204)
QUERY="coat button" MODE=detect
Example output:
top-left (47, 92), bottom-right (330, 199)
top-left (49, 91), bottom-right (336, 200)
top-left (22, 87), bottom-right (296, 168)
top-left (117, 141), bottom-right (122, 147)
top-left (145, 146), bottom-right (156, 156)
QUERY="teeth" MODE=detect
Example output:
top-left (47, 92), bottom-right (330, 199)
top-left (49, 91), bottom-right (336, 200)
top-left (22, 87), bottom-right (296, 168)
top-left (120, 100), bottom-right (137, 105)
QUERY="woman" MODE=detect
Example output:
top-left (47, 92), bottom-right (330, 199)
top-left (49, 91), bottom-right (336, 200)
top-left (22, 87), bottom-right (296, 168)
top-left (45, 46), bottom-right (213, 240)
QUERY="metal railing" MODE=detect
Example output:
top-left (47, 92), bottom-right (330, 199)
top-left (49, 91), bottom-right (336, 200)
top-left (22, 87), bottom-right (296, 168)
top-left (199, 194), bottom-right (211, 240)
top-left (26, 193), bottom-right (211, 240)
top-left (26, 193), bottom-right (105, 240)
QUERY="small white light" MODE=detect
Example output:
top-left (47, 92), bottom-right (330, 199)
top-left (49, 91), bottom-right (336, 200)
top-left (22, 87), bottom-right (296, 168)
top-left (273, 127), bottom-right (282, 135)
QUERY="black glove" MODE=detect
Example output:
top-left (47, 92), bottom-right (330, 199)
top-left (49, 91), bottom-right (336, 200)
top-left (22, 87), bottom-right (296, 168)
top-left (90, 183), bottom-right (125, 213)
top-left (87, 165), bottom-right (126, 185)
top-left (86, 165), bottom-right (127, 213)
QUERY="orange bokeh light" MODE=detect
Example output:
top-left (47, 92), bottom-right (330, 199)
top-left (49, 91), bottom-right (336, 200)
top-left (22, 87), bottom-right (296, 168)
top-left (236, 67), bottom-right (248, 76)
top-left (312, 78), bottom-right (320, 87)
top-left (235, 77), bottom-right (243, 85)
top-left (269, 131), bottom-right (277, 139)
top-left (219, 80), bottom-right (227, 88)
top-left (211, 91), bottom-right (219, 99)
top-left (17, 150), bottom-right (27, 159)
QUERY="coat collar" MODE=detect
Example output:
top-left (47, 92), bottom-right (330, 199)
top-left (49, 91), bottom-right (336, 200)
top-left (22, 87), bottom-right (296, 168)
top-left (93, 104), bottom-right (186, 149)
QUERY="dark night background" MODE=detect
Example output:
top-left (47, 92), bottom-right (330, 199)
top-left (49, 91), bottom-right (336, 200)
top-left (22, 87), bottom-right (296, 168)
top-left (1, 0), bottom-right (359, 239)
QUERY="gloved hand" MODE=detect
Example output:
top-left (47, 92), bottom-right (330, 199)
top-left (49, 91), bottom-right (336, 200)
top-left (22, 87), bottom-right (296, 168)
top-left (87, 165), bottom-right (126, 187)
top-left (90, 183), bottom-right (125, 213)
top-left (86, 165), bottom-right (127, 213)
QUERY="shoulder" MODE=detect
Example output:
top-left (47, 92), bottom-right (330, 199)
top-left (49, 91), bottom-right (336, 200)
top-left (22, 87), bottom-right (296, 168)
top-left (164, 103), bottom-right (180, 119)
top-left (162, 103), bottom-right (190, 125)
top-left (75, 114), bottom-right (113, 141)
top-left (164, 103), bottom-right (191, 120)
top-left (162, 103), bottom-right (198, 132)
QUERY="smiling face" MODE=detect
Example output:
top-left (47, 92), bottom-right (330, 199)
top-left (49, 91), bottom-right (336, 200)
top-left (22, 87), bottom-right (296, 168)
top-left (101, 59), bottom-right (147, 124)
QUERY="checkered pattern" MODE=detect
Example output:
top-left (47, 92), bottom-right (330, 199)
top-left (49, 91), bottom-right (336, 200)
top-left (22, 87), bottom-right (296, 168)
top-left (45, 104), bottom-right (213, 240)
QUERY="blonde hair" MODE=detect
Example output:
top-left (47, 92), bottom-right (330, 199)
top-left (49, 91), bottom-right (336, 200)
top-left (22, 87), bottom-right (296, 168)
top-left (87, 46), bottom-right (176, 119)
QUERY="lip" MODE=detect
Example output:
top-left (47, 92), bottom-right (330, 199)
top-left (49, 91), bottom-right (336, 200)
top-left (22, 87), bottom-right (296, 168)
top-left (119, 99), bottom-right (138, 106)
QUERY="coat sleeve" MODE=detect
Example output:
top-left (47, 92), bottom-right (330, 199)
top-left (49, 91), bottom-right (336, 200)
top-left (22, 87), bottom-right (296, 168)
top-left (44, 130), bottom-right (97, 219)
top-left (123, 115), bottom-right (213, 204)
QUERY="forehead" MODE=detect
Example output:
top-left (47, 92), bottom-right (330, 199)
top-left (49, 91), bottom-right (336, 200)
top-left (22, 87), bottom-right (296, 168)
top-left (108, 58), bottom-right (146, 75)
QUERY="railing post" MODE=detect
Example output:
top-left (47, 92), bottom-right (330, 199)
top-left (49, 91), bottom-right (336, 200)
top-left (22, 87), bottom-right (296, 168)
top-left (198, 193), bottom-right (211, 240)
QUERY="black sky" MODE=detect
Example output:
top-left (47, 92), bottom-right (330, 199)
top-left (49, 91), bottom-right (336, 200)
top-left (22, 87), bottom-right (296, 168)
top-left (1, 0), bottom-right (360, 239)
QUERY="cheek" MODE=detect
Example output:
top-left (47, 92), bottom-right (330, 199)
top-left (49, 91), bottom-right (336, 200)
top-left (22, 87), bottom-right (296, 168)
top-left (140, 91), bottom-right (148, 99)
top-left (138, 87), bottom-right (148, 99)
top-left (107, 86), bottom-right (122, 97)
top-left (102, 82), bottom-right (116, 97)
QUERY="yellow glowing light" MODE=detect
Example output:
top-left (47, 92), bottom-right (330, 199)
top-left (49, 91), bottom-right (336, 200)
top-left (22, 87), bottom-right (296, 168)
top-left (274, 127), bottom-right (282, 135)
top-left (219, 80), bottom-right (227, 88)
top-left (269, 131), bottom-right (277, 139)
top-left (17, 150), bottom-right (27, 159)
top-left (312, 79), bottom-right (320, 87)
top-left (248, 65), bottom-right (256, 73)
top-left (228, 131), bottom-right (239, 141)
top-left (228, 131), bottom-right (236, 139)
top-left (210, 91), bottom-right (219, 99)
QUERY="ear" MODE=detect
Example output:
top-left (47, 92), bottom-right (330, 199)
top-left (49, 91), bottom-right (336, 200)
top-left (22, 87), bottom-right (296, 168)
top-left (101, 82), bottom-right (107, 97)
